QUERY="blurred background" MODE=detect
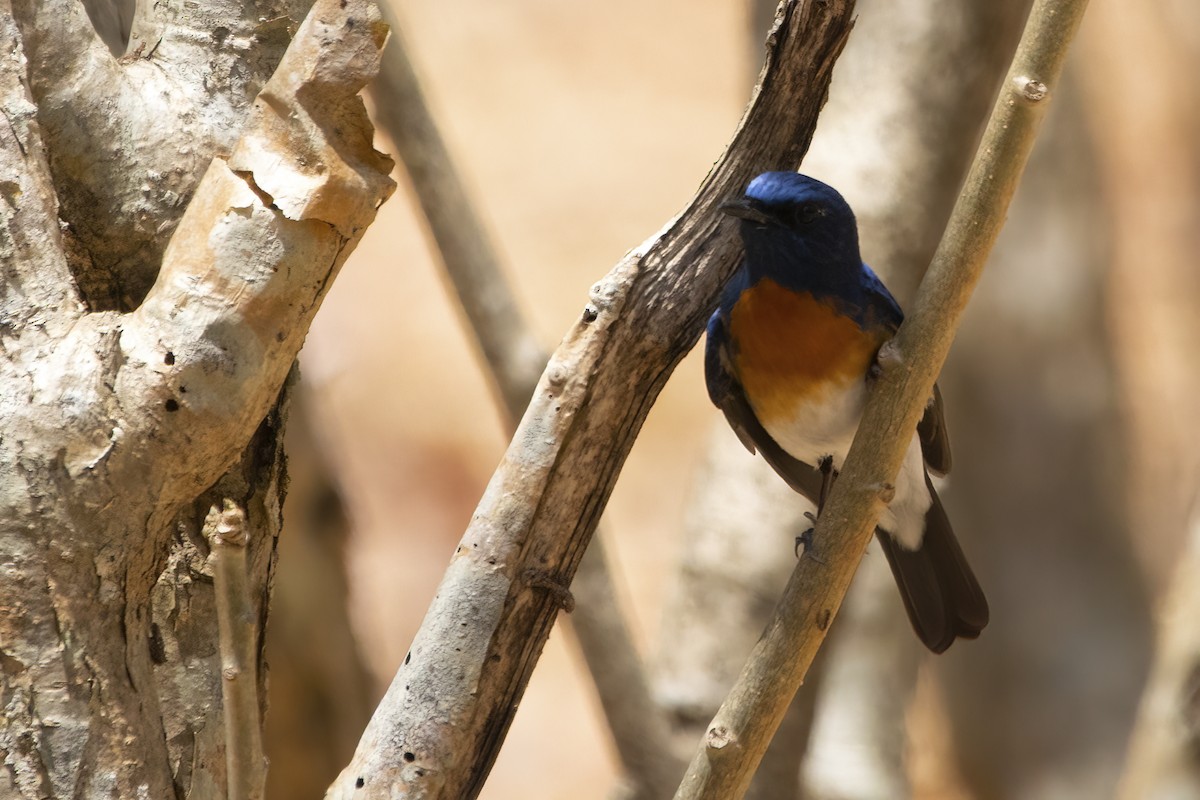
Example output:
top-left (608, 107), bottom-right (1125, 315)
top-left (261, 0), bottom-right (1200, 798)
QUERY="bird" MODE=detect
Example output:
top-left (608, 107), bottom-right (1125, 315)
top-left (704, 170), bottom-right (988, 653)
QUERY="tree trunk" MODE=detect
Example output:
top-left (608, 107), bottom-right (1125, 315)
top-left (0, 1), bottom-right (393, 797)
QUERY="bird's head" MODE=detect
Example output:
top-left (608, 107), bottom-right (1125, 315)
top-left (721, 172), bottom-right (861, 275)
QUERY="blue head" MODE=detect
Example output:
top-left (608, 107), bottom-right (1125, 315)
top-left (722, 172), bottom-right (863, 288)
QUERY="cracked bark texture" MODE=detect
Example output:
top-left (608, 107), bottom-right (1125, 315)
top-left (0, 0), bottom-right (394, 797)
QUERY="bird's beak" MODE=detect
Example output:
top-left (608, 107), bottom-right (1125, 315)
top-left (719, 197), bottom-right (773, 226)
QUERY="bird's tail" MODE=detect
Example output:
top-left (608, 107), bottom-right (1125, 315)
top-left (875, 474), bottom-right (988, 653)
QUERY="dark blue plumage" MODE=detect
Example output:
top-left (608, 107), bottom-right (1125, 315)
top-left (705, 171), bottom-right (987, 653)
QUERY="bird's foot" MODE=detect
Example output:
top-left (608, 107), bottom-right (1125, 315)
top-left (795, 512), bottom-right (826, 564)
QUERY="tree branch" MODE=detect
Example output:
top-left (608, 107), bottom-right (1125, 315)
top-left (206, 501), bottom-right (267, 800)
top-left (109, 0), bottom-right (394, 508)
top-left (369, 17), bottom-right (544, 418)
top-left (0, 1), bottom-right (392, 796)
top-left (368, 16), bottom-right (682, 798)
top-left (673, 0), bottom-right (1090, 796)
top-left (0, 0), bottom-right (391, 796)
top-left (12, 0), bottom-right (313, 308)
top-left (328, 2), bottom-right (856, 797)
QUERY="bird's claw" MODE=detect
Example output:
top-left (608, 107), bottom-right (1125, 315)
top-left (795, 512), bottom-right (826, 564)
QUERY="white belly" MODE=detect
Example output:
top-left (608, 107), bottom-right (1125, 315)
top-left (758, 373), bottom-right (866, 469)
top-left (758, 378), bottom-right (932, 550)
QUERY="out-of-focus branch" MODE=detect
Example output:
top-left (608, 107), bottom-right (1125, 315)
top-left (1075, 0), bottom-right (1200, 586)
top-left (207, 501), bottom-right (267, 800)
top-left (369, 12), bottom-right (543, 417)
top-left (1078, 4), bottom-right (1200, 796)
top-left (673, 1), bottom-right (1089, 797)
top-left (368, 13), bottom-right (681, 798)
top-left (570, 545), bottom-right (683, 800)
top-left (1118, 497), bottom-right (1200, 798)
top-left (328, 2), bottom-right (858, 797)
top-left (655, 427), bottom-right (817, 800)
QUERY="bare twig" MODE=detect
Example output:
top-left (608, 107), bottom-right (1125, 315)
top-left (205, 501), bottom-right (266, 800)
top-left (369, 15), bottom-right (682, 798)
top-left (798, 3), bottom-right (1028, 796)
top-left (665, 4), bottom-right (1029, 797)
top-left (327, 2), bottom-right (857, 797)
top-left (672, 1), bottom-right (1090, 797)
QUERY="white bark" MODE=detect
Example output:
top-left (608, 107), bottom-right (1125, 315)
top-left (14, 0), bottom-right (311, 309)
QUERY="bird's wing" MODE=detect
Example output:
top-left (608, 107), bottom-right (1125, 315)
top-left (918, 383), bottom-right (952, 476)
top-left (704, 303), bottom-right (824, 501)
top-left (860, 263), bottom-right (952, 475)
top-left (859, 263), bottom-right (905, 333)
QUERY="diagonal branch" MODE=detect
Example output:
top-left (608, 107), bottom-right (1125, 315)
top-left (673, 0), bottom-right (1091, 797)
top-left (327, 1), bottom-right (857, 797)
top-left (368, 16), bottom-right (544, 417)
top-left (368, 17), bottom-right (683, 798)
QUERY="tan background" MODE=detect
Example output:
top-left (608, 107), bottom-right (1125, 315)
top-left (275, 1), bottom-right (1199, 797)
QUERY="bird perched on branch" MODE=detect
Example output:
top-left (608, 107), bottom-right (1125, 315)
top-left (704, 171), bottom-right (988, 653)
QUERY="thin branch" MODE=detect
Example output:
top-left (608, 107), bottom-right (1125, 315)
top-left (327, 2), bottom-right (857, 797)
top-left (369, 16), bottom-right (682, 798)
top-left (206, 500), bottom-right (266, 800)
top-left (654, 428), bottom-right (813, 800)
top-left (369, 15), bottom-right (544, 417)
top-left (797, 4), bottom-right (1028, 796)
top-left (672, 0), bottom-right (1090, 797)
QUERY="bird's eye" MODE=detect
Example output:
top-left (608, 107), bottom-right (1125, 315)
top-left (790, 202), bottom-right (822, 226)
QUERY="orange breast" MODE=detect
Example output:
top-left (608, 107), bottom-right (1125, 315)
top-left (728, 278), bottom-right (884, 423)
